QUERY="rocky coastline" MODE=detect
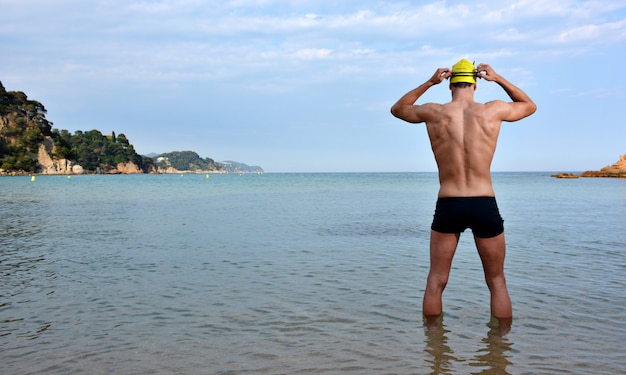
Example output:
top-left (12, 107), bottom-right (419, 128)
top-left (552, 154), bottom-right (626, 178)
top-left (0, 140), bottom-right (253, 176)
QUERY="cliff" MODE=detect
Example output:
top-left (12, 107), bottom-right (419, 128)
top-left (0, 81), bottom-right (156, 175)
top-left (0, 131), bottom-right (152, 175)
top-left (580, 154), bottom-right (626, 178)
top-left (33, 137), bottom-right (148, 175)
top-left (35, 137), bottom-right (82, 174)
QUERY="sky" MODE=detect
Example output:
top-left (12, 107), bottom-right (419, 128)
top-left (1, 0), bottom-right (625, 172)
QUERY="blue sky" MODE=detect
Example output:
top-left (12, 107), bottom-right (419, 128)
top-left (1, 0), bottom-right (625, 172)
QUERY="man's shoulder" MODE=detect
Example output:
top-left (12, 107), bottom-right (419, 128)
top-left (483, 99), bottom-right (508, 107)
top-left (423, 102), bottom-right (446, 108)
top-left (419, 102), bottom-right (446, 116)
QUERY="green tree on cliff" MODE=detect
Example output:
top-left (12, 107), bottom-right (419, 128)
top-left (0, 81), bottom-right (53, 172)
top-left (1, 81), bottom-right (148, 173)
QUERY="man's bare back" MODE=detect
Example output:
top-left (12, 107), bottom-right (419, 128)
top-left (391, 63), bottom-right (536, 198)
top-left (424, 100), bottom-right (501, 197)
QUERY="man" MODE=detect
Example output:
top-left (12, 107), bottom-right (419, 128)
top-left (390, 59), bottom-right (536, 324)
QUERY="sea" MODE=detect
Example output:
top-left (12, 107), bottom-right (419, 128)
top-left (1, 172), bottom-right (624, 374)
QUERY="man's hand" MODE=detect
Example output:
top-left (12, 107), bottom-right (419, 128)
top-left (429, 68), bottom-right (451, 85)
top-left (476, 63), bottom-right (500, 82)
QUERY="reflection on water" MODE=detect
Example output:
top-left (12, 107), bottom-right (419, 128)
top-left (469, 317), bottom-right (514, 375)
top-left (423, 315), bottom-right (514, 375)
top-left (424, 314), bottom-right (458, 374)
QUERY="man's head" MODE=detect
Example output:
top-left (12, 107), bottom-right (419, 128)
top-left (450, 59), bottom-right (476, 87)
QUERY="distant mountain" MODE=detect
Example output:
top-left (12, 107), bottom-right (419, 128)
top-left (218, 160), bottom-right (264, 174)
top-left (154, 151), bottom-right (222, 172)
top-left (150, 152), bottom-right (263, 174)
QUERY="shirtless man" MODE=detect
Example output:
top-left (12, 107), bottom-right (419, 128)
top-left (390, 59), bottom-right (536, 323)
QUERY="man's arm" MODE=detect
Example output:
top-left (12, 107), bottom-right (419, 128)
top-left (477, 63), bottom-right (537, 122)
top-left (390, 68), bottom-right (451, 123)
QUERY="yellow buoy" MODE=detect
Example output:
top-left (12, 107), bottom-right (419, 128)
top-left (205, 174), bottom-right (210, 179)
top-left (67, 175), bottom-right (71, 179)
top-left (31, 175), bottom-right (36, 182)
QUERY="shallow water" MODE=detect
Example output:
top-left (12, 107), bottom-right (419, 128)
top-left (1, 173), bottom-right (625, 374)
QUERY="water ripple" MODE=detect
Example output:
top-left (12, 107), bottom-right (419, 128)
top-left (1, 174), bottom-right (625, 374)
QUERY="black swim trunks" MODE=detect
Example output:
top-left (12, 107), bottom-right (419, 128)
top-left (431, 196), bottom-right (504, 238)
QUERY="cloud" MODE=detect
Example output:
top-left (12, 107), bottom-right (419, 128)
top-left (558, 19), bottom-right (626, 44)
top-left (293, 48), bottom-right (333, 60)
top-left (2, 0), bottom-right (625, 172)
top-left (572, 87), bottom-right (622, 98)
top-left (2, 0), bottom-right (626, 88)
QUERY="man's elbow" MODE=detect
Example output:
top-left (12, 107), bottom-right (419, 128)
top-left (390, 104), bottom-right (406, 120)
top-left (527, 101), bottom-right (537, 116)
top-left (390, 105), bottom-right (422, 123)
top-left (390, 104), bottom-right (400, 118)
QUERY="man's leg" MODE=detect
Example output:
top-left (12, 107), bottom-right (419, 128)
top-left (474, 233), bottom-right (512, 319)
top-left (423, 230), bottom-right (460, 317)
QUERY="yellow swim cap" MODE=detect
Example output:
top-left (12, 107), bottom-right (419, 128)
top-left (450, 59), bottom-right (476, 84)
